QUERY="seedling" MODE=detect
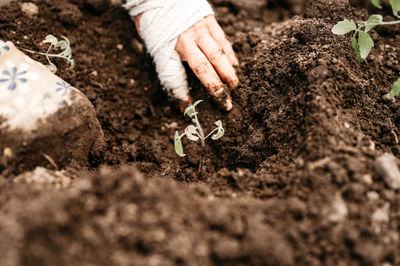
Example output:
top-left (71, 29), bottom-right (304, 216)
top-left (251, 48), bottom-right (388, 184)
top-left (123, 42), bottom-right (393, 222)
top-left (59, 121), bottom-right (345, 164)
top-left (174, 100), bottom-right (224, 175)
top-left (370, 0), bottom-right (400, 16)
top-left (390, 78), bottom-right (400, 97)
top-left (332, 0), bottom-right (400, 96)
top-left (21, 35), bottom-right (75, 73)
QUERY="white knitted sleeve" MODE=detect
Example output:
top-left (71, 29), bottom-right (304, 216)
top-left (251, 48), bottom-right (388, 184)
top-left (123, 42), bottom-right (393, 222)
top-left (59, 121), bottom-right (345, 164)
top-left (124, 0), bottom-right (214, 100)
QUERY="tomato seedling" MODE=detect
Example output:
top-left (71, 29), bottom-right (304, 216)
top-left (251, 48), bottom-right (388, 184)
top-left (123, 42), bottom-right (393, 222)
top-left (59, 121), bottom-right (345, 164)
top-left (21, 35), bottom-right (74, 73)
top-left (332, 0), bottom-right (400, 97)
top-left (174, 100), bottom-right (224, 175)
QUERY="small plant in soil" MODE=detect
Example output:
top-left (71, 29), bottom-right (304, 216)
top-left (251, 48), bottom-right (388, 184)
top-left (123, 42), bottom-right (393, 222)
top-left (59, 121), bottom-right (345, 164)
top-left (332, 0), bottom-right (400, 97)
top-left (174, 100), bottom-right (225, 175)
top-left (21, 35), bottom-right (74, 73)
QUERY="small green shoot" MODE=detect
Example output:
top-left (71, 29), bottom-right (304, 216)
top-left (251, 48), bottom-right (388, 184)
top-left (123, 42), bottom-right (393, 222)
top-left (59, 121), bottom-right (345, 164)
top-left (332, 15), bottom-right (400, 62)
top-left (21, 35), bottom-right (75, 73)
top-left (371, 0), bottom-right (400, 17)
top-left (390, 78), bottom-right (400, 98)
top-left (332, 1), bottom-right (400, 98)
top-left (174, 100), bottom-right (225, 175)
top-left (371, 0), bottom-right (382, 9)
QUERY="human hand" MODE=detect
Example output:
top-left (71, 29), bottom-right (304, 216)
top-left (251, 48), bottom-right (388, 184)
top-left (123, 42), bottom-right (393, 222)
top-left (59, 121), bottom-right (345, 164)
top-left (135, 14), bottom-right (239, 111)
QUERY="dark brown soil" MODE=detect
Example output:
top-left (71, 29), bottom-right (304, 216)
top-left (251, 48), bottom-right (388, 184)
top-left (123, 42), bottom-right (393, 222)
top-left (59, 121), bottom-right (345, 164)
top-left (1, 0), bottom-right (400, 265)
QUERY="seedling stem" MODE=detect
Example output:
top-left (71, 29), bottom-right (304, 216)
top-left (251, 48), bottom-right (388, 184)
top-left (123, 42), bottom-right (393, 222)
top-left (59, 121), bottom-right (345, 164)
top-left (20, 35), bottom-right (75, 73)
top-left (174, 100), bottom-right (225, 177)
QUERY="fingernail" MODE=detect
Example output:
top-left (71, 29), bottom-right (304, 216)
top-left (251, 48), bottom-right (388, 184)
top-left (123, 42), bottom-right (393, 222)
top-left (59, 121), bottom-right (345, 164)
top-left (226, 98), bottom-right (233, 111)
top-left (212, 85), bottom-right (233, 111)
top-left (228, 77), bottom-right (239, 89)
top-left (233, 56), bottom-right (239, 66)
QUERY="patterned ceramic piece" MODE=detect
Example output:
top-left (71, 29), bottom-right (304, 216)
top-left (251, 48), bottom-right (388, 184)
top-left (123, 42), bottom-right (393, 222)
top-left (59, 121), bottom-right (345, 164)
top-left (0, 40), bottom-right (77, 131)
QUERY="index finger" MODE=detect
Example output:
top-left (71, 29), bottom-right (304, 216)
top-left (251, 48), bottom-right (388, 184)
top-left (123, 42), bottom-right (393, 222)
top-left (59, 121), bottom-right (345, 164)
top-left (176, 35), bottom-right (233, 110)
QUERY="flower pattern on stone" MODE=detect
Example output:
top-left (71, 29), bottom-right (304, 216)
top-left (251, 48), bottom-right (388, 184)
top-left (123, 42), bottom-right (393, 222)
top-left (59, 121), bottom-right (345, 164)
top-left (55, 81), bottom-right (76, 107)
top-left (0, 41), bottom-right (85, 131)
top-left (0, 67), bottom-right (28, 91)
top-left (0, 40), bottom-right (10, 56)
top-left (56, 81), bottom-right (74, 96)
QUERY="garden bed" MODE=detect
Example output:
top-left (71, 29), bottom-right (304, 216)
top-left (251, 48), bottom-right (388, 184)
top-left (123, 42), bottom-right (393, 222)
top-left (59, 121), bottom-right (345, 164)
top-left (1, 0), bottom-right (400, 265)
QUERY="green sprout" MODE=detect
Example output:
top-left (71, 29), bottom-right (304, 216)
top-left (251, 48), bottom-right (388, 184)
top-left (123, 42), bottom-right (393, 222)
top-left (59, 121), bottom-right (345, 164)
top-left (390, 78), bottom-right (400, 98)
top-left (21, 35), bottom-right (75, 73)
top-left (371, 0), bottom-right (400, 17)
top-left (332, 0), bottom-right (400, 97)
top-left (174, 100), bottom-right (225, 175)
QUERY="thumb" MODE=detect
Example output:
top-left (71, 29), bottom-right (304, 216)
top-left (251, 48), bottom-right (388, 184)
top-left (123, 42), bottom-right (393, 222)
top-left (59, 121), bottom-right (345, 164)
top-left (134, 14), bottom-right (142, 39)
top-left (134, 14), bottom-right (191, 103)
top-left (153, 45), bottom-right (191, 102)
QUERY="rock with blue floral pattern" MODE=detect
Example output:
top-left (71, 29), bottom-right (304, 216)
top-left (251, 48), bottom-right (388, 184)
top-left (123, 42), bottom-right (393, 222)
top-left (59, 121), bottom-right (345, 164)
top-left (0, 41), bottom-right (104, 175)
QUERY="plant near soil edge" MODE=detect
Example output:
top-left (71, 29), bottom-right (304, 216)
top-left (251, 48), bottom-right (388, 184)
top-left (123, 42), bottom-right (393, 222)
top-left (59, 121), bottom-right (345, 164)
top-left (21, 35), bottom-right (75, 73)
top-left (174, 100), bottom-right (225, 175)
top-left (332, 0), bottom-right (400, 97)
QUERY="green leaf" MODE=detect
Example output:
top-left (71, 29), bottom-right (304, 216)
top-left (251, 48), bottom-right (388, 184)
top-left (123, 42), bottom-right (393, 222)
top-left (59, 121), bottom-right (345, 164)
top-left (358, 31), bottom-right (374, 59)
top-left (61, 36), bottom-right (71, 47)
top-left (174, 131), bottom-right (185, 157)
top-left (184, 100), bottom-right (203, 118)
top-left (365, 14), bottom-right (383, 32)
top-left (56, 37), bottom-right (71, 50)
top-left (60, 47), bottom-right (72, 58)
top-left (43, 34), bottom-right (58, 45)
top-left (332, 19), bottom-right (357, 35)
top-left (389, 0), bottom-right (400, 18)
top-left (371, 0), bottom-right (382, 8)
top-left (185, 125), bottom-right (200, 141)
top-left (55, 40), bottom-right (68, 50)
top-left (351, 36), bottom-right (363, 63)
top-left (211, 120), bottom-right (225, 140)
top-left (69, 59), bottom-right (75, 69)
top-left (389, 78), bottom-right (400, 97)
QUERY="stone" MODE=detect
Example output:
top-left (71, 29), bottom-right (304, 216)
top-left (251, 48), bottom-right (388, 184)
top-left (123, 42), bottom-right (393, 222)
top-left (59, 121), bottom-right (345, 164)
top-left (0, 40), bottom-right (104, 175)
top-left (382, 93), bottom-right (395, 102)
top-left (367, 191), bottom-right (379, 201)
top-left (13, 167), bottom-right (72, 189)
top-left (372, 206), bottom-right (389, 223)
top-left (374, 153), bottom-right (400, 190)
top-left (116, 44), bottom-right (123, 50)
top-left (328, 193), bottom-right (348, 222)
top-left (20, 2), bottom-right (39, 16)
top-left (362, 174), bottom-right (373, 186)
